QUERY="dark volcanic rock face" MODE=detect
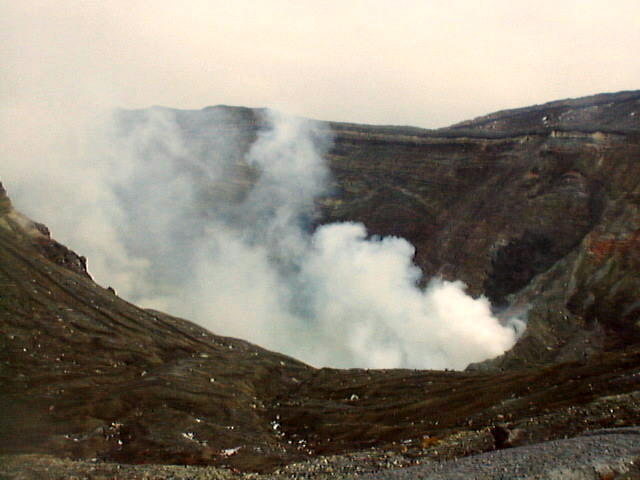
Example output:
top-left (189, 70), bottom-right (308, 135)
top-left (111, 91), bottom-right (640, 367)
top-left (2, 92), bottom-right (640, 475)
top-left (2, 207), bottom-right (640, 473)
top-left (323, 92), bottom-right (640, 366)
top-left (323, 125), bottom-right (640, 366)
top-left (322, 129), bottom-right (603, 298)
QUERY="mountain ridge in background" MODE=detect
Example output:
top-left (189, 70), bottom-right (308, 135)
top-left (2, 90), bottom-right (640, 478)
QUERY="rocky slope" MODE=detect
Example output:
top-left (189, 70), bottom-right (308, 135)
top-left (2, 91), bottom-right (640, 478)
top-left (148, 91), bottom-right (640, 368)
top-left (324, 91), bottom-right (640, 368)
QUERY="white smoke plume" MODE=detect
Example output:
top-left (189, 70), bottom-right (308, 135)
top-left (3, 106), bottom-right (523, 369)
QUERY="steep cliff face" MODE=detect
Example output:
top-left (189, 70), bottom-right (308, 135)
top-left (321, 92), bottom-right (640, 368)
top-left (2, 92), bottom-right (640, 474)
top-left (123, 91), bottom-right (640, 367)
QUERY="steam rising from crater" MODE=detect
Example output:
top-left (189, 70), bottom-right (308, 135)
top-left (4, 107), bottom-right (523, 369)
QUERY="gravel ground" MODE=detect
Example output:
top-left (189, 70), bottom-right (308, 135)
top-left (359, 428), bottom-right (640, 480)
top-left (2, 428), bottom-right (639, 479)
top-left (0, 457), bottom-right (238, 480)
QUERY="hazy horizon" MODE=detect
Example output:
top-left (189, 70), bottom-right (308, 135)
top-left (3, 1), bottom-right (640, 130)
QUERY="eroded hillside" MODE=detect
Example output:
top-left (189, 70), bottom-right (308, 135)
top-left (2, 91), bottom-right (640, 476)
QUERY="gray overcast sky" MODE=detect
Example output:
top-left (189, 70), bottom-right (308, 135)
top-left (2, 0), bottom-right (640, 128)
